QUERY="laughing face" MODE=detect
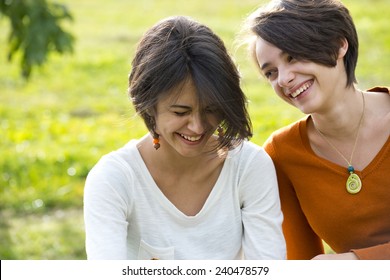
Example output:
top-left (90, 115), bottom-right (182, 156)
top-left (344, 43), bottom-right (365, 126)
top-left (255, 37), bottom-right (348, 114)
top-left (154, 78), bottom-right (220, 157)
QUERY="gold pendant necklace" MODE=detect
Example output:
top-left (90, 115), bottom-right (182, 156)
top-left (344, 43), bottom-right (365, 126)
top-left (313, 91), bottom-right (365, 194)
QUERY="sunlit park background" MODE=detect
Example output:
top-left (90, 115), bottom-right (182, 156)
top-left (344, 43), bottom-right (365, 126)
top-left (0, 0), bottom-right (389, 259)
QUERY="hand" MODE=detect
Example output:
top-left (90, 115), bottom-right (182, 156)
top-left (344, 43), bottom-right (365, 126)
top-left (312, 252), bottom-right (358, 260)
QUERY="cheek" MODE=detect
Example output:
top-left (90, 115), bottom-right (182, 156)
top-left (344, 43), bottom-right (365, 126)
top-left (153, 115), bottom-right (169, 133)
top-left (155, 114), bottom-right (185, 134)
top-left (271, 84), bottom-right (285, 98)
top-left (205, 116), bottom-right (222, 133)
top-left (208, 115), bottom-right (220, 126)
top-left (272, 84), bottom-right (293, 103)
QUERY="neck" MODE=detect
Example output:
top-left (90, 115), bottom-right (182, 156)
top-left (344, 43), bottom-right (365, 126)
top-left (311, 88), bottom-right (365, 139)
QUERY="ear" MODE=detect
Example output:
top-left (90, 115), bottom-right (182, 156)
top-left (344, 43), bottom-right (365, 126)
top-left (338, 38), bottom-right (349, 59)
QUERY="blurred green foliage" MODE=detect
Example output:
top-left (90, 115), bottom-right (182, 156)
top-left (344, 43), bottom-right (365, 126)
top-left (0, 0), bottom-right (74, 78)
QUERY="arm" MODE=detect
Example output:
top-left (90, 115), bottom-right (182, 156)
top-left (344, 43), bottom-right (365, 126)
top-left (312, 252), bottom-right (358, 260)
top-left (312, 242), bottom-right (390, 260)
top-left (264, 137), bottom-right (324, 259)
top-left (352, 242), bottom-right (390, 260)
top-left (83, 158), bottom-right (132, 259)
top-left (240, 144), bottom-right (286, 260)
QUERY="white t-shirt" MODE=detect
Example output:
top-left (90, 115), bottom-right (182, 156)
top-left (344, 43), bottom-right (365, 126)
top-left (84, 140), bottom-right (286, 259)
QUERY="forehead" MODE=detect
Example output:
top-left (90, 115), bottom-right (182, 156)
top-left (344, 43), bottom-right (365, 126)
top-left (255, 37), bottom-right (283, 68)
top-left (158, 78), bottom-right (199, 107)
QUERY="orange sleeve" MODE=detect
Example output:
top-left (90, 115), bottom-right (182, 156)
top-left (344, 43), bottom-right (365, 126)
top-left (352, 242), bottom-right (390, 260)
top-left (367, 86), bottom-right (390, 93)
top-left (264, 137), bottom-right (324, 259)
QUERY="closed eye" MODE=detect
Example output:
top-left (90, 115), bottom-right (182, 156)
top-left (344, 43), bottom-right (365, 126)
top-left (204, 105), bottom-right (219, 114)
top-left (173, 111), bottom-right (189, 116)
top-left (169, 105), bottom-right (191, 116)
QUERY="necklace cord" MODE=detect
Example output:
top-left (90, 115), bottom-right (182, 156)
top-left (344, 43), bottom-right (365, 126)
top-left (313, 90), bottom-right (365, 167)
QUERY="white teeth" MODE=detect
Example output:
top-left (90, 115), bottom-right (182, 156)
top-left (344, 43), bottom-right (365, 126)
top-left (180, 134), bottom-right (202, 142)
top-left (291, 82), bottom-right (311, 98)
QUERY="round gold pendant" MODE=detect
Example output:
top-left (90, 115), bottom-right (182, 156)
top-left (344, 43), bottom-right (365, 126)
top-left (346, 173), bottom-right (362, 194)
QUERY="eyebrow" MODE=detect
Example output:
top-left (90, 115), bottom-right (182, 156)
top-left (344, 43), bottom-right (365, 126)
top-left (169, 104), bottom-right (216, 111)
top-left (260, 50), bottom-right (287, 70)
top-left (260, 62), bottom-right (270, 70)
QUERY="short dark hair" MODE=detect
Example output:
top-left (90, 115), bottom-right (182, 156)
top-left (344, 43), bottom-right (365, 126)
top-left (129, 16), bottom-right (252, 150)
top-left (244, 0), bottom-right (358, 86)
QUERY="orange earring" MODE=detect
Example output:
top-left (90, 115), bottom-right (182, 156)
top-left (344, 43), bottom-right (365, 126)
top-left (153, 134), bottom-right (160, 150)
top-left (217, 126), bottom-right (224, 141)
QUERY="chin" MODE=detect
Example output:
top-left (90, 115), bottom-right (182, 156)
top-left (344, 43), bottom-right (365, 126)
top-left (177, 150), bottom-right (201, 158)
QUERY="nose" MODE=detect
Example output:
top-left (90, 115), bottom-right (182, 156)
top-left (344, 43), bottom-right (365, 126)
top-left (277, 66), bottom-right (295, 87)
top-left (188, 112), bottom-right (204, 134)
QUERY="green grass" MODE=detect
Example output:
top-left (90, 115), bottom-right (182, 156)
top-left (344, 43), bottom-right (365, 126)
top-left (1, 0), bottom-right (389, 259)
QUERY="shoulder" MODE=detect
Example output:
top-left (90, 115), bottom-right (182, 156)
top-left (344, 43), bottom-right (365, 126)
top-left (367, 86), bottom-right (390, 94)
top-left (230, 140), bottom-right (269, 162)
top-left (229, 143), bottom-right (279, 199)
top-left (366, 87), bottom-right (390, 125)
top-left (84, 140), bottom-right (144, 208)
top-left (264, 117), bottom-right (307, 150)
top-left (262, 117), bottom-right (310, 168)
top-left (86, 140), bottom-right (140, 186)
top-left (93, 140), bottom-right (138, 168)
top-left (366, 86), bottom-right (390, 103)
top-left (225, 141), bottom-right (276, 176)
top-left (366, 87), bottom-right (390, 109)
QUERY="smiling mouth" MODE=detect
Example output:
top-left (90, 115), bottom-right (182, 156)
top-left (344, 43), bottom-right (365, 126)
top-left (179, 133), bottom-right (203, 142)
top-left (290, 81), bottom-right (313, 98)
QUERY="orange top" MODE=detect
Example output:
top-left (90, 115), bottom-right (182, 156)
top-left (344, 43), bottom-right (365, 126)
top-left (263, 87), bottom-right (390, 260)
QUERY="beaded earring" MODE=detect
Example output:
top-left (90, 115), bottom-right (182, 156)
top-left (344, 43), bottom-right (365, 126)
top-left (217, 125), bottom-right (224, 142)
top-left (152, 133), bottom-right (160, 150)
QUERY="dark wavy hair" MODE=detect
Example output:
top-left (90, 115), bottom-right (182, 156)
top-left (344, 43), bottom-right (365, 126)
top-left (129, 16), bottom-right (252, 150)
top-left (244, 0), bottom-right (358, 86)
